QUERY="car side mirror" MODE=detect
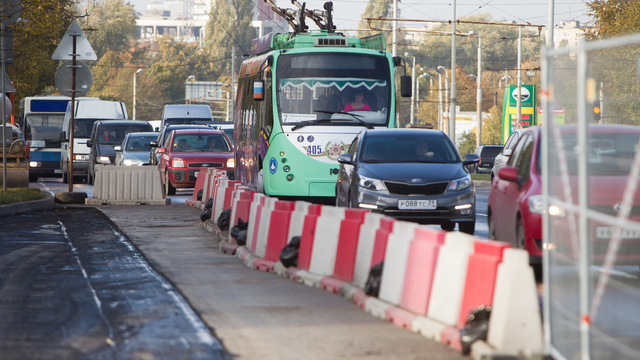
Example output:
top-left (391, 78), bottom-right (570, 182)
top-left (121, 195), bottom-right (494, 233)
top-left (463, 153), bottom-right (479, 166)
top-left (150, 141), bottom-right (158, 148)
top-left (158, 148), bottom-right (166, 153)
top-left (400, 76), bottom-right (412, 98)
top-left (337, 153), bottom-right (353, 165)
top-left (60, 131), bottom-right (67, 141)
top-left (498, 166), bottom-right (520, 182)
top-left (503, 148), bottom-right (513, 157)
top-left (86, 140), bottom-right (93, 147)
top-left (114, 145), bottom-right (122, 152)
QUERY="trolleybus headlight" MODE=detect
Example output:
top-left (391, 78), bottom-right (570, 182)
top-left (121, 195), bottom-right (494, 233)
top-left (73, 154), bottom-right (89, 161)
top-left (286, 174), bottom-right (294, 181)
top-left (226, 158), bottom-right (235, 168)
top-left (173, 158), bottom-right (184, 167)
top-left (97, 156), bottom-right (111, 164)
top-left (280, 151), bottom-right (286, 157)
top-left (29, 161), bottom-right (40, 168)
top-left (283, 165), bottom-right (290, 172)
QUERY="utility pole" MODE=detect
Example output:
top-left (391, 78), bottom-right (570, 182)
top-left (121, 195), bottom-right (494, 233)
top-left (450, 0), bottom-right (457, 143)
top-left (392, 0), bottom-right (397, 56)
top-left (516, 27), bottom-right (522, 130)
top-left (476, 36), bottom-right (482, 147)
top-left (547, 0), bottom-right (555, 48)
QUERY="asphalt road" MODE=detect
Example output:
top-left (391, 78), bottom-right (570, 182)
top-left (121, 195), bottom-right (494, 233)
top-left (0, 208), bottom-right (226, 360)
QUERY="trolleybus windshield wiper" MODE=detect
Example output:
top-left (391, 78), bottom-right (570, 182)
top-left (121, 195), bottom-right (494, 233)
top-left (313, 110), bottom-right (375, 129)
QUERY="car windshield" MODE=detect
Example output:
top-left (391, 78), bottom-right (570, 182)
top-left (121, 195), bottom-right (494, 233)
top-left (125, 135), bottom-right (157, 152)
top-left (171, 133), bottom-right (231, 152)
top-left (99, 125), bottom-right (153, 145)
top-left (549, 132), bottom-right (640, 176)
top-left (360, 133), bottom-right (460, 163)
top-left (165, 118), bottom-right (214, 126)
top-left (276, 53), bottom-right (391, 127)
top-left (481, 147), bottom-right (503, 158)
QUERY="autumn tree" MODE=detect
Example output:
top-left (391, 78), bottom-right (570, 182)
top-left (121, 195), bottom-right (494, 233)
top-left (84, 0), bottom-right (137, 59)
top-left (357, 0), bottom-right (392, 38)
top-left (205, 0), bottom-right (255, 78)
top-left (8, 0), bottom-right (74, 108)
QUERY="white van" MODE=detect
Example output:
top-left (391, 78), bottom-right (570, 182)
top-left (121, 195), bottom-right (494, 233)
top-left (60, 100), bottom-right (128, 183)
top-left (161, 104), bottom-right (213, 128)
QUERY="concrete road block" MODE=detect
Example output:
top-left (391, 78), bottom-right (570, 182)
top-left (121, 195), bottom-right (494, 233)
top-left (352, 212), bottom-right (384, 288)
top-left (486, 248), bottom-right (543, 355)
top-left (426, 232), bottom-right (475, 326)
top-left (379, 221), bottom-right (418, 305)
top-left (308, 206), bottom-right (346, 276)
top-left (87, 166), bottom-right (169, 205)
top-left (400, 226), bottom-right (446, 316)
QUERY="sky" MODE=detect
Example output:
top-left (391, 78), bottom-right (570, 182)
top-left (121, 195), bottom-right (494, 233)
top-left (129, 0), bottom-right (592, 30)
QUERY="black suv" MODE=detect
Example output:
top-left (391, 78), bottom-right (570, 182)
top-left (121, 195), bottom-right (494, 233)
top-left (470, 144), bottom-right (503, 174)
top-left (148, 124), bottom-right (212, 165)
top-left (86, 120), bottom-right (153, 184)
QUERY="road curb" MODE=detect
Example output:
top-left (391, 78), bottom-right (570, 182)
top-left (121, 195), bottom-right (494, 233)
top-left (0, 191), bottom-right (56, 217)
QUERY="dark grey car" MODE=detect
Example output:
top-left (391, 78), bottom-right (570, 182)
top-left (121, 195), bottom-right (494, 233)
top-left (335, 128), bottom-right (479, 234)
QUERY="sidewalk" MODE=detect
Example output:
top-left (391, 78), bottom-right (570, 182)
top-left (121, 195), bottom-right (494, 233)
top-left (97, 202), bottom-right (468, 360)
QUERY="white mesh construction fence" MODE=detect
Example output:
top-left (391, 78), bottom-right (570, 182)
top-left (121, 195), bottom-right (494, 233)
top-left (542, 34), bottom-right (640, 360)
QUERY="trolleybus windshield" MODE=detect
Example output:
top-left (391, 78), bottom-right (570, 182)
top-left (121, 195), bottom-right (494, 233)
top-left (276, 53), bottom-right (391, 127)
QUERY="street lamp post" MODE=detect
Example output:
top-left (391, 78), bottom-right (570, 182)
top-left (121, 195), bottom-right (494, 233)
top-left (417, 73), bottom-right (430, 109)
top-left (405, 52), bottom-right (416, 125)
top-left (133, 69), bottom-right (143, 120)
top-left (437, 66), bottom-right (449, 136)
top-left (471, 33), bottom-right (483, 148)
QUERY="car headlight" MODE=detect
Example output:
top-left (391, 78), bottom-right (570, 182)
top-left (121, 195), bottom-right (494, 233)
top-left (97, 156), bottom-right (111, 164)
top-left (73, 154), bottom-right (89, 161)
top-left (173, 158), bottom-right (184, 167)
top-left (359, 175), bottom-right (386, 191)
top-left (123, 159), bottom-right (142, 166)
top-left (448, 175), bottom-right (472, 191)
top-left (529, 195), bottom-right (544, 214)
top-left (226, 157), bottom-right (235, 168)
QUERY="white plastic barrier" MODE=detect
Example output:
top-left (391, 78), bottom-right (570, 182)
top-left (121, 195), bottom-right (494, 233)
top-left (352, 212), bottom-right (384, 288)
top-left (87, 166), bottom-right (169, 205)
top-left (287, 201), bottom-right (311, 242)
top-left (308, 206), bottom-right (346, 276)
top-left (213, 179), bottom-right (232, 222)
top-left (378, 221), bottom-right (419, 305)
top-left (245, 193), bottom-right (266, 251)
top-left (426, 232), bottom-right (475, 325)
top-left (253, 196), bottom-right (278, 258)
top-left (473, 248), bottom-right (543, 357)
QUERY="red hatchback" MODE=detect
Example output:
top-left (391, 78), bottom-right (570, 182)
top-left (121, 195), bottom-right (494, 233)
top-left (488, 124), bottom-right (640, 265)
top-left (158, 128), bottom-right (234, 195)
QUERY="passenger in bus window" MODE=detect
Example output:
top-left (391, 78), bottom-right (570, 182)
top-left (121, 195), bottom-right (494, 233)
top-left (343, 90), bottom-right (371, 112)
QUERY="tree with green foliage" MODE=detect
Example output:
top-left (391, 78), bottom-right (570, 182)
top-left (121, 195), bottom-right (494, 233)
top-left (483, 106), bottom-right (503, 145)
top-left (357, 0), bottom-right (392, 38)
top-left (457, 130), bottom-right (476, 157)
top-left (84, 0), bottom-right (137, 59)
top-left (205, 0), bottom-right (255, 78)
top-left (8, 0), bottom-right (74, 111)
top-left (585, 0), bottom-right (640, 39)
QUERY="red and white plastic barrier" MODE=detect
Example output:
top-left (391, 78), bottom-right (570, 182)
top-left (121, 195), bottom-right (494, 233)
top-left (332, 208), bottom-right (369, 282)
top-left (296, 204), bottom-right (323, 271)
top-left (287, 201), bottom-right (311, 241)
top-left (253, 196), bottom-right (278, 258)
top-left (352, 212), bottom-right (385, 288)
top-left (379, 221), bottom-right (419, 306)
top-left (308, 206), bottom-right (346, 276)
top-left (245, 193), bottom-right (266, 252)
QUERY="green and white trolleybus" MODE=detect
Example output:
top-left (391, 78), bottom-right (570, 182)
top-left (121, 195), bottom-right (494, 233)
top-left (235, 1), bottom-right (411, 202)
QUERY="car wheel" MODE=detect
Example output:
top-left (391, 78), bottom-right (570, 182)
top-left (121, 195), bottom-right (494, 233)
top-left (488, 212), bottom-right (497, 240)
top-left (73, 176), bottom-right (84, 184)
top-left (516, 217), bottom-right (526, 250)
top-left (441, 222), bottom-right (455, 231)
top-left (459, 221), bottom-right (475, 235)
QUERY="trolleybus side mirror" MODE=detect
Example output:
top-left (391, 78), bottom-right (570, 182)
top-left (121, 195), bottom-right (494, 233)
top-left (86, 140), bottom-right (93, 147)
top-left (400, 76), bottom-right (412, 97)
top-left (393, 56), bottom-right (403, 67)
top-left (60, 131), bottom-right (67, 141)
top-left (253, 79), bottom-right (265, 102)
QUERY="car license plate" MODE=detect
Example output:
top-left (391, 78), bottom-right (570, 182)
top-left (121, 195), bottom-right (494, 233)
top-left (595, 226), bottom-right (640, 239)
top-left (54, 169), bottom-right (62, 174)
top-left (398, 199), bottom-right (437, 210)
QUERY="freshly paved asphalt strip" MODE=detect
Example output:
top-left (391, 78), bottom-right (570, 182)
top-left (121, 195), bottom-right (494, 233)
top-left (99, 203), bottom-right (469, 360)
